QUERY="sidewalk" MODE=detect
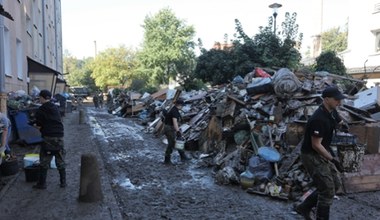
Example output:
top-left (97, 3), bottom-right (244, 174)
top-left (0, 108), bottom-right (123, 220)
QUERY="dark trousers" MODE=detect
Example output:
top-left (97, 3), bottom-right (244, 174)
top-left (164, 125), bottom-right (185, 157)
top-left (301, 153), bottom-right (341, 206)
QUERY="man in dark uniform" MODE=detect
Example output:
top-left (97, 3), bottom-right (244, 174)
top-left (296, 87), bottom-right (345, 220)
top-left (33, 90), bottom-right (66, 189)
top-left (163, 99), bottom-right (189, 164)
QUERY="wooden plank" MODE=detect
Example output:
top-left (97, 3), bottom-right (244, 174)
top-left (150, 88), bottom-right (168, 100)
top-left (343, 179), bottom-right (380, 193)
top-left (222, 100), bottom-right (236, 118)
top-left (278, 138), bottom-right (304, 174)
top-left (343, 175), bottom-right (380, 185)
top-left (342, 154), bottom-right (380, 193)
top-left (227, 95), bottom-right (246, 106)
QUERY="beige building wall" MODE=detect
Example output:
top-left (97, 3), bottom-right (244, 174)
top-left (341, 0), bottom-right (380, 86)
top-left (0, 0), bottom-right (63, 97)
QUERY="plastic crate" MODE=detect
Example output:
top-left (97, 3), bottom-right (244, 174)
top-left (331, 133), bottom-right (357, 146)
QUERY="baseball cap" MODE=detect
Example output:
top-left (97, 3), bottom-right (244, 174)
top-left (322, 87), bottom-right (346, 100)
top-left (39, 89), bottom-right (52, 99)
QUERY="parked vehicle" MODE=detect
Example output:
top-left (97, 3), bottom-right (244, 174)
top-left (69, 87), bottom-right (90, 104)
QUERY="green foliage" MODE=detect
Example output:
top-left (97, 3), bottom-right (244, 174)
top-left (195, 12), bottom-right (303, 85)
top-left (314, 51), bottom-right (346, 75)
top-left (63, 54), bottom-right (97, 91)
top-left (137, 8), bottom-right (196, 87)
top-left (91, 46), bottom-right (137, 90)
top-left (194, 49), bottom-right (235, 86)
top-left (321, 27), bottom-right (348, 53)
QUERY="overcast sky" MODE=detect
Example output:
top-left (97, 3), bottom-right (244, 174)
top-left (61, 0), bottom-right (348, 59)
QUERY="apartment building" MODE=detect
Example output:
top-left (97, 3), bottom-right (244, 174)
top-left (0, 0), bottom-right (65, 112)
top-left (340, 0), bottom-right (380, 87)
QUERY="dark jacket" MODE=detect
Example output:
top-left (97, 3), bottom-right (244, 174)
top-left (164, 106), bottom-right (181, 126)
top-left (301, 104), bottom-right (341, 156)
top-left (35, 101), bottom-right (64, 137)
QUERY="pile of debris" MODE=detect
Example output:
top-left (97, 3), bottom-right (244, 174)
top-left (107, 67), bottom-right (380, 201)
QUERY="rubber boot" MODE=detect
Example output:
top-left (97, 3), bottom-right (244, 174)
top-left (179, 151), bottom-right (190, 162)
top-left (33, 168), bottom-right (47, 189)
top-left (164, 155), bottom-right (172, 165)
top-left (295, 190), bottom-right (318, 220)
top-left (59, 169), bottom-right (67, 188)
top-left (316, 204), bottom-right (330, 220)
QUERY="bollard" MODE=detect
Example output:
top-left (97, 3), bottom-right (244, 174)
top-left (78, 153), bottom-right (103, 203)
top-left (79, 109), bottom-right (85, 124)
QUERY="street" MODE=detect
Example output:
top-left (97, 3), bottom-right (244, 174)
top-left (87, 107), bottom-right (380, 220)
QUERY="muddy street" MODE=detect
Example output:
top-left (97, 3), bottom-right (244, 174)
top-left (86, 107), bottom-right (380, 220)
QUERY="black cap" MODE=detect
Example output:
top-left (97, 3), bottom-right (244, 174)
top-left (39, 89), bottom-right (52, 99)
top-left (322, 87), bottom-right (346, 100)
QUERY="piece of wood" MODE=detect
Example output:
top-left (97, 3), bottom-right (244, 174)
top-left (222, 100), bottom-right (236, 118)
top-left (342, 154), bottom-right (380, 193)
top-left (189, 108), bottom-right (208, 126)
top-left (227, 94), bottom-right (246, 106)
top-left (278, 138), bottom-right (304, 174)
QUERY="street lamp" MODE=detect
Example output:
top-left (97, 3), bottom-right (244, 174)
top-left (269, 3), bottom-right (282, 34)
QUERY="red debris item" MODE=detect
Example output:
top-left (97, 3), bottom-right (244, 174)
top-left (255, 68), bottom-right (271, 78)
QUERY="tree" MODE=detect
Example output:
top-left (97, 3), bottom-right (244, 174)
top-left (63, 52), bottom-right (96, 91)
top-left (322, 27), bottom-right (347, 53)
top-left (137, 8), bottom-right (196, 87)
top-left (91, 46), bottom-right (137, 90)
top-left (314, 51), bottom-right (346, 75)
top-left (194, 12), bottom-right (303, 85)
top-left (194, 49), bottom-right (235, 86)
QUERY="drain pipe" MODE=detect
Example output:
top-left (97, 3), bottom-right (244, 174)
top-left (0, 0), bottom-right (7, 113)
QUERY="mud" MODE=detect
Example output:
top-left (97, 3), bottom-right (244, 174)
top-left (88, 108), bottom-right (380, 219)
top-left (1, 105), bottom-right (379, 220)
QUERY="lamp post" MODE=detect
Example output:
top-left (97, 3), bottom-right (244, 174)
top-left (269, 3), bottom-right (282, 34)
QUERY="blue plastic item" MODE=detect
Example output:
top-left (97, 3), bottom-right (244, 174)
top-left (258, 146), bottom-right (281, 162)
top-left (11, 111), bottom-right (43, 144)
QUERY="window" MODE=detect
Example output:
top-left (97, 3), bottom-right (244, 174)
top-left (16, 39), bottom-right (23, 79)
top-left (33, 27), bottom-right (38, 58)
top-left (38, 33), bottom-right (44, 61)
top-left (4, 27), bottom-right (12, 77)
top-left (375, 3), bottom-right (380, 13)
top-left (371, 29), bottom-right (380, 53)
top-left (26, 14), bottom-right (32, 36)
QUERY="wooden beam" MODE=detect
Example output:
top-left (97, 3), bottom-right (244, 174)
top-left (227, 95), bottom-right (246, 106)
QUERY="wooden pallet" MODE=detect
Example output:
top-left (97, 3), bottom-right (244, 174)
top-left (342, 154), bottom-right (380, 193)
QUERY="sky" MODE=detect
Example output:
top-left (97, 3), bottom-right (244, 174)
top-left (61, 0), bottom-right (349, 59)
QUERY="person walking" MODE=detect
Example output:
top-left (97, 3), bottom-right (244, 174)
top-left (295, 87), bottom-right (345, 220)
top-left (93, 94), bottom-right (99, 109)
top-left (33, 90), bottom-right (66, 189)
top-left (163, 99), bottom-right (189, 164)
top-left (0, 112), bottom-right (12, 161)
top-left (98, 92), bottom-right (104, 109)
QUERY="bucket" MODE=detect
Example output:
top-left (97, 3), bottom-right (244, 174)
top-left (23, 154), bottom-right (39, 167)
top-left (175, 140), bottom-right (185, 150)
top-left (23, 153), bottom-right (57, 169)
top-left (0, 158), bottom-right (19, 176)
top-left (24, 165), bottom-right (40, 182)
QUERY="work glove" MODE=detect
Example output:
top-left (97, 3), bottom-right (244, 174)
top-left (338, 122), bottom-right (350, 133)
top-left (176, 131), bottom-right (182, 138)
top-left (342, 122), bottom-right (349, 132)
top-left (331, 158), bottom-right (344, 173)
